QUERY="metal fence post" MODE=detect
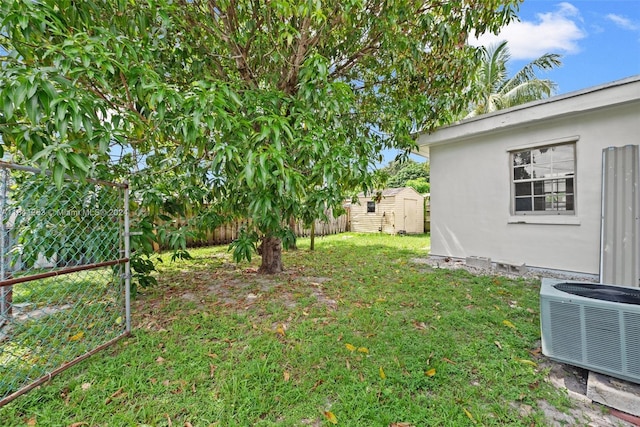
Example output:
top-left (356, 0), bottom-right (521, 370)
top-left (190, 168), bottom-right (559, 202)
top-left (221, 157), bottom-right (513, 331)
top-left (124, 183), bottom-right (131, 333)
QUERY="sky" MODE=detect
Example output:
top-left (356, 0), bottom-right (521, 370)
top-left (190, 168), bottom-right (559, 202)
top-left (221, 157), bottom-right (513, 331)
top-left (470, 0), bottom-right (640, 94)
top-left (386, 0), bottom-right (640, 166)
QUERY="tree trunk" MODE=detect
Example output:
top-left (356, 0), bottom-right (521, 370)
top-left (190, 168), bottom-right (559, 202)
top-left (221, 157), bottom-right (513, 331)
top-left (310, 221), bottom-right (315, 251)
top-left (288, 216), bottom-right (298, 251)
top-left (258, 235), bottom-right (283, 274)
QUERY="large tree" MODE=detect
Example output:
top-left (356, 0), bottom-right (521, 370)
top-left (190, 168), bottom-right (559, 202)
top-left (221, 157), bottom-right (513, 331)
top-left (467, 40), bottom-right (562, 117)
top-left (0, 0), bottom-right (520, 274)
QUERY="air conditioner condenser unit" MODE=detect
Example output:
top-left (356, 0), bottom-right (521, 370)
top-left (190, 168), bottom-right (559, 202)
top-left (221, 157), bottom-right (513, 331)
top-left (540, 278), bottom-right (640, 384)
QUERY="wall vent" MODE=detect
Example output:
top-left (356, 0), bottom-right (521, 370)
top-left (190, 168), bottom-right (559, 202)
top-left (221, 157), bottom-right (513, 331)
top-left (540, 278), bottom-right (640, 384)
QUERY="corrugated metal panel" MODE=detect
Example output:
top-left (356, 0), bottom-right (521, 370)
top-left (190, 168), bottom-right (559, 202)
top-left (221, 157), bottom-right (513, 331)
top-left (600, 145), bottom-right (640, 287)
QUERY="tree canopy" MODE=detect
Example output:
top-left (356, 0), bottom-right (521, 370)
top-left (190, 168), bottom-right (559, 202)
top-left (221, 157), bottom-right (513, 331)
top-left (381, 160), bottom-right (430, 189)
top-left (0, 0), bottom-right (521, 273)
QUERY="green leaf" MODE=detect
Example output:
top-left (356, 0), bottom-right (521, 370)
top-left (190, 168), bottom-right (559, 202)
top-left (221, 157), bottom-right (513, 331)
top-left (26, 95), bottom-right (39, 123)
top-left (55, 150), bottom-right (70, 170)
top-left (3, 96), bottom-right (14, 120)
top-left (68, 152), bottom-right (90, 172)
top-left (52, 163), bottom-right (66, 188)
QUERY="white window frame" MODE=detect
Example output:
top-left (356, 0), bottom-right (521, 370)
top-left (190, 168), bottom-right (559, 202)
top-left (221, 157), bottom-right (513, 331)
top-left (510, 141), bottom-right (577, 216)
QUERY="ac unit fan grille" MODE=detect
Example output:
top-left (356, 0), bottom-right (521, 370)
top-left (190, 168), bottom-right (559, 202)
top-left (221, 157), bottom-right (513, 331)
top-left (625, 312), bottom-right (640, 376)
top-left (585, 306), bottom-right (622, 371)
top-left (549, 301), bottom-right (583, 360)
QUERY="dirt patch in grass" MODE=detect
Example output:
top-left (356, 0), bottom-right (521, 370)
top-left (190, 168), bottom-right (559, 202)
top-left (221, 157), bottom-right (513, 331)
top-left (133, 266), bottom-right (337, 330)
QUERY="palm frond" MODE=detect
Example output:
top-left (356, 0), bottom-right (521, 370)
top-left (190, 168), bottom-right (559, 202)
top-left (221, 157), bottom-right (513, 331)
top-left (500, 79), bottom-right (557, 109)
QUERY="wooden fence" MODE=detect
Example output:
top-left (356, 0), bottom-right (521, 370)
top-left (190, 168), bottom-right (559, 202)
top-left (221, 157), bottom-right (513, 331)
top-left (158, 208), bottom-right (351, 249)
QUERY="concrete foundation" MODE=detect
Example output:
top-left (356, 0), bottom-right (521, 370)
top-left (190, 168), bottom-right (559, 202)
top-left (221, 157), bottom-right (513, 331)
top-left (587, 371), bottom-right (640, 417)
top-left (465, 256), bottom-right (492, 269)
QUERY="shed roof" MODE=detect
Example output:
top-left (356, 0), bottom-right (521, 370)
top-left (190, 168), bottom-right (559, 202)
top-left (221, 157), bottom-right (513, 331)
top-left (357, 187), bottom-right (420, 198)
top-left (414, 75), bottom-right (640, 158)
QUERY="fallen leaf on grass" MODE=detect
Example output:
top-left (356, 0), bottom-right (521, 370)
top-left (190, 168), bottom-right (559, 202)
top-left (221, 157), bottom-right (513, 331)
top-left (389, 423), bottom-right (414, 427)
top-left (69, 423), bottom-right (89, 427)
top-left (516, 358), bottom-right (537, 367)
top-left (26, 418), bottom-right (36, 426)
top-left (276, 324), bottom-right (286, 336)
top-left (442, 358), bottom-right (457, 365)
top-left (357, 347), bottom-right (369, 354)
top-left (81, 382), bottom-right (92, 391)
top-left (529, 347), bottom-right (542, 356)
top-left (156, 356), bottom-right (165, 364)
top-left (184, 423), bottom-right (193, 427)
top-left (502, 320), bottom-right (516, 329)
top-left (210, 364), bottom-right (217, 378)
top-left (68, 331), bottom-right (84, 342)
top-left (324, 411), bottom-right (338, 424)
top-left (345, 343), bottom-right (356, 352)
top-left (283, 371), bottom-right (290, 382)
top-left (412, 321), bottom-right (428, 330)
top-left (165, 414), bottom-right (172, 427)
top-left (463, 408), bottom-right (476, 424)
top-left (494, 341), bottom-right (503, 350)
top-left (379, 366), bottom-right (386, 380)
top-left (104, 388), bottom-right (124, 405)
top-left (310, 379), bottom-right (323, 391)
top-left (425, 368), bottom-right (436, 377)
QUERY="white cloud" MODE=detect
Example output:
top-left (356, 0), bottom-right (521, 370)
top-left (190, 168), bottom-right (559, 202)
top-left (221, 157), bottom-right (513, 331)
top-left (606, 14), bottom-right (639, 31)
top-left (469, 2), bottom-right (587, 60)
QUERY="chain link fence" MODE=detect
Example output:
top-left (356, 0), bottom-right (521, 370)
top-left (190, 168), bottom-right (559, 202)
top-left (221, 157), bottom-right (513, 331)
top-left (0, 161), bottom-right (130, 406)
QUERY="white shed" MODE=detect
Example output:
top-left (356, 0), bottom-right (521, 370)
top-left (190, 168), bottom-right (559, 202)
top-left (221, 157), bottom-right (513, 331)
top-left (351, 187), bottom-right (424, 234)
top-left (414, 76), bottom-right (640, 285)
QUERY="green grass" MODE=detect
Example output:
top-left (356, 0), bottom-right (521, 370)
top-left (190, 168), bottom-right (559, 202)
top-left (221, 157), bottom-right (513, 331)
top-left (0, 233), bottom-right (570, 426)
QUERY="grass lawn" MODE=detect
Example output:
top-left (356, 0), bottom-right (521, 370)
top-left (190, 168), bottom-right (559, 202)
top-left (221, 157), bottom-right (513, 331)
top-left (0, 233), bottom-right (570, 426)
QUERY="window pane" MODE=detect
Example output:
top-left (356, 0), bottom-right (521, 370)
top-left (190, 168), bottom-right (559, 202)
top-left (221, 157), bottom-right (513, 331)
top-left (553, 160), bottom-right (575, 176)
top-left (566, 178), bottom-right (574, 194)
top-left (533, 181), bottom-right (545, 195)
top-left (532, 164), bottom-right (552, 179)
top-left (544, 180), bottom-right (555, 193)
top-left (566, 195), bottom-right (574, 210)
top-left (532, 148), bottom-right (552, 165)
top-left (552, 144), bottom-right (574, 162)
top-left (513, 150), bottom-right (531, 166)
top-left (515, 182), bottom-right (532, 196)
top-left (367, 201), bottom-right (375, 213)
top-left (534, 196), bottom-right (546, 211)
top-left (556, 193), bottom-right (567, 210)
top-left (515, 197), bottom-right (532, 211)
top-left (514, 166), bottom-right (531, 180)
top-left (556, 179), bottom-right (566, 193)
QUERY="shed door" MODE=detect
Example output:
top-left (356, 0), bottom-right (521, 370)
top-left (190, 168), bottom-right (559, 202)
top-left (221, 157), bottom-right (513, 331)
top-left (600, 145), bottom-right (640, 287)
top-left (404, 198), bottom-right (417, 233)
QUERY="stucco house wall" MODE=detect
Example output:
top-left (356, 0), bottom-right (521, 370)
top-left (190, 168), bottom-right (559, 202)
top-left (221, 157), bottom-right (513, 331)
top-left (415, 76), bottom-right (640, 276)
top-left (351, 188), bottom-right (424, 234)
